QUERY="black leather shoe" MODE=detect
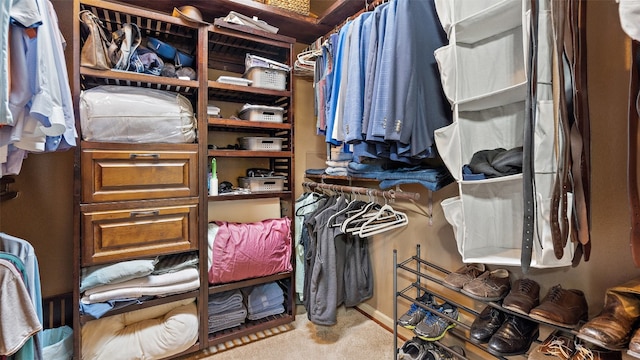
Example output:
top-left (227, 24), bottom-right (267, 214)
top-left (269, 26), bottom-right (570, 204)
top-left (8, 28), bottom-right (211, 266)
top-left (487, 315), bottom-right (539, 356)
top-left (470, 305), bottom-right (506, 343)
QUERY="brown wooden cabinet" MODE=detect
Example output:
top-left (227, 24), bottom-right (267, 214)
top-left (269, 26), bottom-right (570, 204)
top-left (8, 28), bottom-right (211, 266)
top-left (80, 144), bottom-right (199, 202)
top-left (72, 0), bottom-right (208, 358)
top-left (80, 199), bottom-right (199, 265)
top-left (72, 0), bottom-right (296, 358)
top-left (204, 17), bottom-right (297, 348)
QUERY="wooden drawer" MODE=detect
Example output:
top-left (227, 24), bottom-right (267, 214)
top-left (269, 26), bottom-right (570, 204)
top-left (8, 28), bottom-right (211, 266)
top-left (81, 201), bottom-right (198, 266)
top-left (81, 147), bottom-right (198, 203)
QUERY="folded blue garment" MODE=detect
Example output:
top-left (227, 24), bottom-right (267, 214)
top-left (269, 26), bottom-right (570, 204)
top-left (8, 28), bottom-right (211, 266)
top-left (208, 307), bottom-right (247, 333)
top-left (248, 295), bottom-right (284, 314)
top-left (247, 305), bottom-right (285, 320)
top-left (245, 282), bottom-right (284, 313)
top-left (79, 297), bottom-right (152, 319)
top-left (305, 168), bottom-right (326, 175)
top-left (347, 160), bottom-right (454, 191)
top-left (379, 178), bottom-right (453, 192)
top-left (208, 290), bottom-right (244, 314)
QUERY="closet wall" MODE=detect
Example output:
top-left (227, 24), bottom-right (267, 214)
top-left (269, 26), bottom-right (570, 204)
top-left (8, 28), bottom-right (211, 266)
top-left (0, 0), bottom-right (639, 343)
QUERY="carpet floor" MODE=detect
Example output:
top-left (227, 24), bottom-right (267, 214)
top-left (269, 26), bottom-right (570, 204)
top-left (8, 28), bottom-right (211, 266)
top-left (184, 305), bottom-right (395, 359)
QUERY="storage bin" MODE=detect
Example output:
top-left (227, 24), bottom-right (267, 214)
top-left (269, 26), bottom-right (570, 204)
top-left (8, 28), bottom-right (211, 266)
top-left (239, 176), bottom-right (286, 192)
top-left (245, 54), bottom-right (290, 72)
top-left (239, 137), bottom-right (284, 151)
top-left (238, 104), bottom-right (284, 123)
top-left (244, 66), bottom-right (287, 91)
top-left (266, 0), bottom-right (310, 16)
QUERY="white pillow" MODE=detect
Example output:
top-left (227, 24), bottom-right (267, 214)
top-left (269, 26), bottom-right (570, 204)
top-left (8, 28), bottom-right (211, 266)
top-left (81, 298), bottom-right (198, 360)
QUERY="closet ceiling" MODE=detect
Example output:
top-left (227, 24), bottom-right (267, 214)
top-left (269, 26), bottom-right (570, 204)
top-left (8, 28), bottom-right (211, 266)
top-left (116, 0), bottom-right (373, 44)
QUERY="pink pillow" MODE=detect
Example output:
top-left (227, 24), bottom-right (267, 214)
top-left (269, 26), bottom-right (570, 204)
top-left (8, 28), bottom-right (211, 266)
top-left (208, 218), bottom-right (292, 284)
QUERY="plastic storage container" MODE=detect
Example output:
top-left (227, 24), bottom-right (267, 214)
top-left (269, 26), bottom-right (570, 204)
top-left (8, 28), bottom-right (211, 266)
top-left (239, 137), bottom-right (284, 151)
top-left (238, 104), bottom-right (284, 123)
top-left (244, 67), bottom-right (287, 90)
top-left (239, 176), bottom-right (286, 192)
top-left (245, 54), bottom-right (290, 72)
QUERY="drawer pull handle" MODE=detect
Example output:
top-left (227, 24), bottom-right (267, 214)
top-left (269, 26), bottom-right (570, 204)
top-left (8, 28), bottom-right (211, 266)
top-left (130, 153), bottom-right (160, 159)
top-left (130, 210), bottom-right (160, 217)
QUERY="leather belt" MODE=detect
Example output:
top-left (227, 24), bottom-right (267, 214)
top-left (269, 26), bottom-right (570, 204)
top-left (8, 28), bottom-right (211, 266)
top-left (521, 0), bottom-right (539, 273)
top-left (550, 0), bottom-right (571, 260)
top-left (628, 41), bottom-right (640, 267)
top-left (550, 0), bottom-right (592, 263)
top-left (569, 0), bottom-right (592, 263)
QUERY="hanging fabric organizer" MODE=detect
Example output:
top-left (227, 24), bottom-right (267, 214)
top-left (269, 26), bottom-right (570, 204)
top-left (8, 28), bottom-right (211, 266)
top-left (434, 0), bottom-right (574, 269)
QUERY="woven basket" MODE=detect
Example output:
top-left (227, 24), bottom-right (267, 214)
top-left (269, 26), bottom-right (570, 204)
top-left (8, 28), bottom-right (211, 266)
top-left (266, 0), bottom-right (310, 16)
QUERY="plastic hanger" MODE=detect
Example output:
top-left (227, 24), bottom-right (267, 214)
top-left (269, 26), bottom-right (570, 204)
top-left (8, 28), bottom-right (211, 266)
top-left (342, 201), bottom-right (381, 234)
top-left (357, 204), bottom-right (409, 237)
top-left (295, 191), bottom-right (325, 217)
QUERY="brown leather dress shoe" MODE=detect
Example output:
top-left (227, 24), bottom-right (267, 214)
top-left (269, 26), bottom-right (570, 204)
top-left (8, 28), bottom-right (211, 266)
top-left (577, 290), bottom-right (640, 349)
top-left (442, 263), bottom-right (485, 291)
top-left (461, 268), bottom-right (510, 301)
top-left (502, 278), bottom-right (540, 315)
top-left (529, 284), bottom-right (588, 328)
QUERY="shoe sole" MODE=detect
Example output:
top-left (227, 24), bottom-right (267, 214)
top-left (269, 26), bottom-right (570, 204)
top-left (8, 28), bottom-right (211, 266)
top-left (441, 282), bottom-right (463, 292)
top-left (501, 304), bottom-right (532, 316)
top-left (575, 332), bottom-right (628, 351)
top-left (460, 289), bottom-right (506, 302)
top-left (527, 313), bottom-right (580, 329)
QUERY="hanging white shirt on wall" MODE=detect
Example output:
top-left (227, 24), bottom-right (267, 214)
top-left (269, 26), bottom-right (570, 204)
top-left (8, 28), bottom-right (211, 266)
top-left (1, 0), bottom-right (77, 176)
top-left (618, 0), bottom-right (640, 41)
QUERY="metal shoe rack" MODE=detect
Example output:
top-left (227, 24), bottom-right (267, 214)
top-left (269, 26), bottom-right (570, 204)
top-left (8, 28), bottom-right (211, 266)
top-left (392, 244), bottom-right (607, 359)
top-left (394, 245), bottom-right (487, 359)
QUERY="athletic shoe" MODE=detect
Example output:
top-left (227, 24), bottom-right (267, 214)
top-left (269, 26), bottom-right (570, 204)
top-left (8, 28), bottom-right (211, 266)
top-left (397, 337), bottom-right (431, 360)
top-left (398, 292), bottom-right (436, 330)
top-left (414, 301), bottom-right (459, 341)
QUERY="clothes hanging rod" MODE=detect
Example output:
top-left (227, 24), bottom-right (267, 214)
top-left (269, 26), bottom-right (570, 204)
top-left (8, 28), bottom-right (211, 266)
top-left (302, 181), bottom-right (420, 201)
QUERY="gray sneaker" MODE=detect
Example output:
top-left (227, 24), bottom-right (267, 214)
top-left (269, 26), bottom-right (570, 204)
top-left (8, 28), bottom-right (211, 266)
top-left (414, 302), bottom-right (459, 341)
top-left (398, 293), bottom-right (436, 330)
top-left (397, 337), bottom-right (432, 360)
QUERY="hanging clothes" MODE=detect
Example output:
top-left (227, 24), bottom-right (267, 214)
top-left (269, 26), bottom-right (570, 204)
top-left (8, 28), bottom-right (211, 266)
top-left (1, 0), bottom-right (77, 176)
top-left (315, 0), bottom-right (451, 165)
top-left (294, 192), bottom-right (324, 302)
top-left (1, 233), bottom-right (43, 360)
top-left (0, 258), bottom-right (41, 358)
top-left (301, 191), bottom-right (378, 326)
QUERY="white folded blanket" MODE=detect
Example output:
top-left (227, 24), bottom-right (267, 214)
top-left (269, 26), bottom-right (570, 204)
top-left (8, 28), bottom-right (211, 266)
top-left (81, 277), bottom-right (200, 304)
top-left (84, 268), bottom-right (199, 296)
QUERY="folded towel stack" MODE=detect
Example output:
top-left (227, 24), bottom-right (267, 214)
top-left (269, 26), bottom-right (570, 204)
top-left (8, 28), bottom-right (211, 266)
top-left (243, 282), bottom-right (285, 321)
top-left (208, 290), bottom-right (247, 333)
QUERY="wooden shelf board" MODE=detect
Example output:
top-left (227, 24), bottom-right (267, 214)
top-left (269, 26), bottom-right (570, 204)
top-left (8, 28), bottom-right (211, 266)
top-left (208, 272), bottom-right (293, 294)
top-left (207, 313), bottom-right (295, 347)
top-left (208, 149), bottom-right (292, 157)
top-left (208, 191), bottom-right (292, 201)
top-left (208, 117), bottom-right (291, 130)
top-left (114, 0), bottom-right (374, 44)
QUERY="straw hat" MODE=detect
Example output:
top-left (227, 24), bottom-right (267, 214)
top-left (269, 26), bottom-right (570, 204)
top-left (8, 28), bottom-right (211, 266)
top-left (172, 5), bottom-right (210, 26)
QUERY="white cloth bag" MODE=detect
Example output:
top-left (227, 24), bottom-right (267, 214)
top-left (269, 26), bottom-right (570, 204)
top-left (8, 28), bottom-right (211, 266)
top-left (80, 85), bottom-right (196, 144)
